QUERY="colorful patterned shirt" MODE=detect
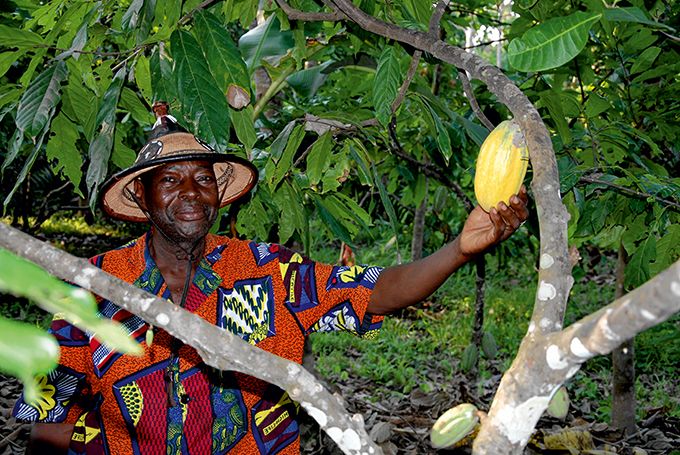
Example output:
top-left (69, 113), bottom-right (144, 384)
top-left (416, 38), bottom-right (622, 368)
top-left (13, 233), bottom-right (383, 454)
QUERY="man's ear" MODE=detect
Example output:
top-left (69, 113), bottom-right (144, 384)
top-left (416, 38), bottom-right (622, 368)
top-left (132, 179), bottom-right (148, 211)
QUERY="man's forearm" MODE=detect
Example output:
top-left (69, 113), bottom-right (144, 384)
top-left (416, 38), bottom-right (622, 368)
top-left (367, 236), bottom-right (473, 315)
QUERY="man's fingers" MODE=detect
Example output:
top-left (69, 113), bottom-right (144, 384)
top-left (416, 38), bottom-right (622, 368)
top-left (498, 202), bottom-right (522, 230)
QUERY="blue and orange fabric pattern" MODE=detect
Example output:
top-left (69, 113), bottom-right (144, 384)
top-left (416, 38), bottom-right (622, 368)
top-left (13, 233), bottom-right (383, 454)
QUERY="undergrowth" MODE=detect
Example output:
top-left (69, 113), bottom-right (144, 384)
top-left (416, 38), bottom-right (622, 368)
top-left (310, 238), bottom-right (680, 421)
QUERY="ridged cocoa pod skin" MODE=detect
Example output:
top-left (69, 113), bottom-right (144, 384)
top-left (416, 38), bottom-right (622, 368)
top-left (546, 386), bottom-right (570, 419)
top-left (430, 403), bottom-right (479, 449)
top-left (474, 119), bottom-right (529, 212)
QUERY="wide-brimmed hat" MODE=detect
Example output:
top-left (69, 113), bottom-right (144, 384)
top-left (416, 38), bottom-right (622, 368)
top-left (100, 102), bottom-right (258, 222)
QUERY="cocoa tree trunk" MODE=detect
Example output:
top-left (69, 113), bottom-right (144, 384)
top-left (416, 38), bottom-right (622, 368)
top-left (612, 243), bottom-right (636, 434)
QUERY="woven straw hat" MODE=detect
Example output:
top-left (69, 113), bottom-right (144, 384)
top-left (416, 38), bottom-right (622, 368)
top-left (100, 103), bottom-right (258, 222)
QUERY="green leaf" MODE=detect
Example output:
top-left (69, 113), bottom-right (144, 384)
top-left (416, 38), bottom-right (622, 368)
top-left (150, 45), bottom-right (176, 103)
top-left (651, 225), bottom-right (680, 275)
top-left (348, 140), bottom-right (373, 186)
top-left (134, 55), bottom-right (153, 105)
top-left (421, 99), bottom-right (452, 164)
top-left (45, 113), bottom-right (83, 196)
top-left (0, 24), bottom-right (44, 48)
top-left (3, 121), bottom-right (50, 208)
top-left (0, 316), bottom-right (59, 404)
top-left (584, 93), bottom-right (610, 117)
top-left (603, 7), bottom-right (675, 31)
top-left (508, 12), bottom-right (602, 72)
top-left (625, 234), bottom-right (656, 289)
top-left (539, 90), bottom-right (571, 144)
top-left (0, 50), bottom-right (24, 79)
top-left (372, 165), bottom-right (400, 249)
top-left (630, 46), bottom-right (661, 75)
top-left (231, 106), bottom-right (257, 152)
top-left (62, 69), bottom-right (98, 141)
top-left (86, 67), bottom-right (126, 211)
top-left (238, 15), bottom-right (294, 70)
top-left (171, 30), bottom-right (231, 147)
top-left (274, 180), bottom-right (305, 244)
top-left (286, 60), bottom-right (333, 98)
top-left (16, 60), bottom-right (68, 138)
top-left (1, 128), bottom-right (24, 178)
top-left (112, 129), bottom-right (137, 171)
top-left (269, 121), bottom-right (297, 161)
top-left (270, 124), bottom-right (305, 187)
top-left (306, 132), bottom-right (332, 185)
top-left (194, 11), bottom-right (251, 96)
top-left (312, 194), bottom-right (354, 247)
top-left (372, 46), bottom-right (401, 126)
top-left (119, 87), bottom-right (153, 124)
top-left (0, 249), bottom-right (142, 357)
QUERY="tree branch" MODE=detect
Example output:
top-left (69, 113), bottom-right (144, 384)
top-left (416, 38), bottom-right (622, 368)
top-left (0, 222), bottom-right (381, 455)
top-left (275, 0), bottom-right (346, 21)
top-left (581, 175), bottom-right (680, 211)
top-left (458, 71), bottom-right (495, 131)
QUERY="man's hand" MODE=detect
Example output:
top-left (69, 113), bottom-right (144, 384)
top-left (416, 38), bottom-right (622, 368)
top-left (459, 185), bottom-right (530, 257)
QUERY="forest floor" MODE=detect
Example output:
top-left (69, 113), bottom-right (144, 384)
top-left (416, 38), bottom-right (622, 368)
top-left (1, 228), bottom-right (678, 454)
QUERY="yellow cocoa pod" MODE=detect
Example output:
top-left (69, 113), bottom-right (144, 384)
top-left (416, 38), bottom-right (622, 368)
top-left (474, 119), bottom-right (529, 212)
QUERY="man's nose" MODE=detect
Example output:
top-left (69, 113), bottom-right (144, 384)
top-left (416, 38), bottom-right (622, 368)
top-left (178, 179), bottom-right (200, 200)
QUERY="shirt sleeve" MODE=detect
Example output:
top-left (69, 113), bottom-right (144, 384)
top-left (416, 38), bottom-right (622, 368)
top-left (12, 315), bottom-right (93, 424)
top-left (276, 245), bottom-right (384, 339)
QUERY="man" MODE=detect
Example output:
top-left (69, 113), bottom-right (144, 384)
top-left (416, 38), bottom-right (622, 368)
top-left (15, 103), bottom-right (529, 454)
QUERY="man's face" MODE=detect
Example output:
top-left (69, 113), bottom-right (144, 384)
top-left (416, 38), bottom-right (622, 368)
top-left (137, 160), bottom-right (219, 245)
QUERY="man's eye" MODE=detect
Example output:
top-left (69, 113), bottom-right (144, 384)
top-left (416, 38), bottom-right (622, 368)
top-left (198, 175), bottom-right (214, 182)
top-left (161, 176), bottom-right (176, 183)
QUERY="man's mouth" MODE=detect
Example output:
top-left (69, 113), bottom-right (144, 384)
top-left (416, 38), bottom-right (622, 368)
top-left (174, 206), bottom-right (208, 221)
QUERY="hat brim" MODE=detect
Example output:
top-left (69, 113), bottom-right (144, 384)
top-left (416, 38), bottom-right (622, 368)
top-left (100, 153), bottom-right (258, 222)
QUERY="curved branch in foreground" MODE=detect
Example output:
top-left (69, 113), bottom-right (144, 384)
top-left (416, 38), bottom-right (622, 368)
top-left (0, 222), bottom-right (381, 455)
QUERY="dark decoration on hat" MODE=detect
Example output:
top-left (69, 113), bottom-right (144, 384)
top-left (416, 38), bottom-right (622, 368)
top-left (100, 102), bottom-right (258, 222)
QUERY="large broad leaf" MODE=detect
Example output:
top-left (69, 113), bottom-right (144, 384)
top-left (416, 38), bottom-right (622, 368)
top-left (625, 234), bottom-right (656, 289)
top-left (1, 128), bottom-right (24, 178)
top-left (270, 124), bottom-right (305, 187)
top-left (0, 24), bottom-right (44, 48)
top-left (604, 7), bottom-right (675, 31)
top-left (306, 132), bottom-right (333, 185)
top-left (194, 11), bottom-right (251, 97)
top-left (231, 106), bottom-right (257, 153)
top-left (62, 66), bottom-right (98, 141)
top-left (508, 11), bottom-right (601, 72)
top-left (0, 317), bottom-right (59, 404)
top-left (0, 249), bottom-right (142, 401)
top-left (86, 67), bottom-right (126, 211)
top-left (274, 180), bottom-right (305, 244)
top-left (45, 113), bottom-right (83, 196)
top-left (373, 46), bottom-right (402, 126)
top-left (311, 194), bottom-right (354, 247)
top-left (286, 60), bottom-right (334, 98)
top-left (238, 15), bottom-right (294, 70)
top-left (171, 30), bottom-right (231, 147)
top-left (134, 55), bottom-right (153, 105)
top-left (16, 60), bottom-right (68, 138)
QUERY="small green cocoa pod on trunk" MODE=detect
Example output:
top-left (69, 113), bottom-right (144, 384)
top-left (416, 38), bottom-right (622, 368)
top-left (430, 403), bottom-right (479, 449)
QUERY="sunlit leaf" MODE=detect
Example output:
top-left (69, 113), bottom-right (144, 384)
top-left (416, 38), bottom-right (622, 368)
top-left (373, 46), bottom-right (401, 126)
top-left (625, 234), bottom-right (656, 288)
top-left (270, 124), bottom-right (305, 187)
top-left (0, 317), bottom-right (59, 404)
top-left (0, 249), bottom-right (142, 356)
top-left (508, 12), bottom-right (602, 71)
top-left (630, 46), bottom-right (661, 74)
top-left (134, 55), bottom-right (153, 105)
top-left (194, 10), bottom-right (251, 97)
top-left (0, 24), bottom-right (44, 48)
top-left (171, 29), bottom-right (231, 146)
top-left (16, 60), bottom-right (68, 138)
